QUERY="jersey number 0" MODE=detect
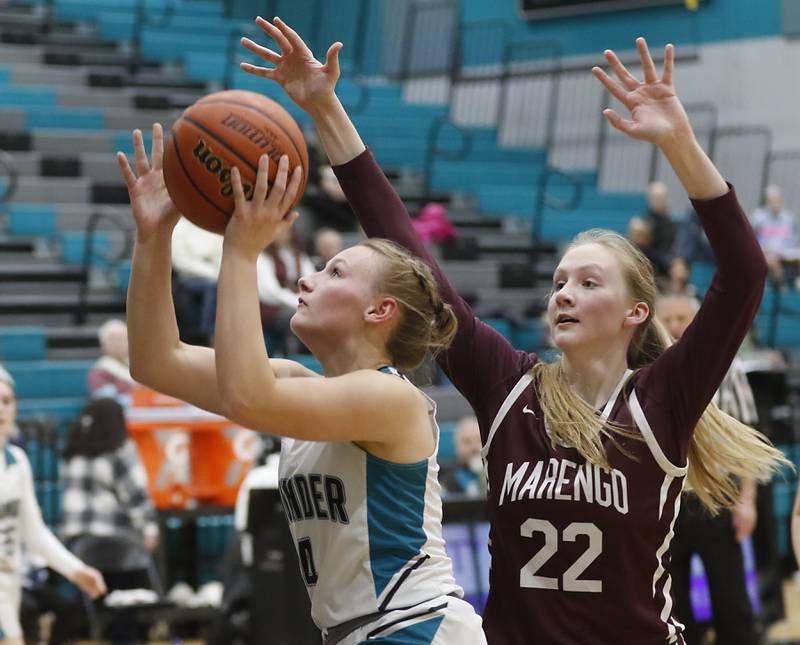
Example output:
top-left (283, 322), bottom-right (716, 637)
top-left (520, 519), bottom-right (602, 592)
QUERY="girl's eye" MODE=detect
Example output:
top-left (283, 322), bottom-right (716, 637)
top-left (330, 268), bottom-right (340, 277)
top-left (554, 281), bottom-right (565, 290)
top-left (583, 280), bottom-right (596, 288)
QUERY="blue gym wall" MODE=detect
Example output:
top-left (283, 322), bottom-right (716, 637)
top-left (462, 0), bottom-right (781, 56)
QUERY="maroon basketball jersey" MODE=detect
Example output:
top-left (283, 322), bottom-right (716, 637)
top-left (479, 367), bottom-right (688, 644)
top-left (335, 150), bottom-right (766, 644)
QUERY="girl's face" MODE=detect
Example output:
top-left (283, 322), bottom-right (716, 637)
top-left (0, 382), bottom-right (16, 441)
top-left (547, 243), bottom-right (638, 353)
top-left (290, 245), bottom-right (385, 346)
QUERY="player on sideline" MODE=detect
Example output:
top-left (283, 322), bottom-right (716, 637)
top-left (0, 367), bottom-right (105, 644)
top-left (118, 125), bottom-right (486, 644)
top-left (240, 18), bottom-right (787, 644)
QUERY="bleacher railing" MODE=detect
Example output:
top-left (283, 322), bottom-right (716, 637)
top-left (75, 211), bottom-right (134, 325)
top-left (0, 149), bottom-right (19, 205)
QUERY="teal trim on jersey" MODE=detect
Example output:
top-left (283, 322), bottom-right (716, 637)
top-left (4, 446), bottom-right (15, 466)
top-left (366, 453), bottom-right (428, 598)
top-left (366, 614), bottom-right (444, 643)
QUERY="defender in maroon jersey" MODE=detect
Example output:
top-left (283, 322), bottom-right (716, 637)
top-left (240, 23), bottom-right (785, 645)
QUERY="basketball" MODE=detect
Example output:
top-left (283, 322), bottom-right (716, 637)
top-left (163, 90), bottom-right (308, 234)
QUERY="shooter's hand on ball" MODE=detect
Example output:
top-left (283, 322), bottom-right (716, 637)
top-left (117, 123), bottom-right (180, 244)
top-left (224, 153), bottom-right (302, 260)
top-left (240, 16), bottom-right (342, 113)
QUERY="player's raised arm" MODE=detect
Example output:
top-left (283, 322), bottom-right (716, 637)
top-left (119, 124), bottom-right (230, 414)
top-left (240, 17), bottom-right (532, 415)
top-left (593, 40), bottom-right (767, 428)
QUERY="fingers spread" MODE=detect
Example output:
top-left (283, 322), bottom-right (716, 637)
top-left (636, 37), bottom-right (658, 84)
top-left (151, 123), bottom-right (164, 171)
top-left (116, 152), bottom-right (136, 189)
top-left (133, 129), bottom-right (150, 176)
top-left (591, 67), bottom-right (632, 107)
top-left (230, 166), bottom-right (246, 208)
top-left (604, 49), bottom-right (640, 90)
top-left (240, 62), bottom-right (275, 79)
top-left (602, 109), bottom-right (637, 137)
top-left (273, 17), bottom-right (309, 55)
top-left (268, 155), bottom-right (289, 207)
top-left (241, 37), bottom-right (281, 64)
top-left (324, 42), bottom-right (343, 77)
top-left (256, 15), bottom-right (293, 54)
top-left (253, 154), bottom-right (271, 204)
top-left (280, 166), bottom-right (303, 213)
top-left (662, 43), bottom-right (675, 86)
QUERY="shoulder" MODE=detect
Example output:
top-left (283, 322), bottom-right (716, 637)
top-left (6, 444), bottom-right (30, 468)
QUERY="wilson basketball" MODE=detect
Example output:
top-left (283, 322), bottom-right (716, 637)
top-left (163, 90), bottom-right (308, 234)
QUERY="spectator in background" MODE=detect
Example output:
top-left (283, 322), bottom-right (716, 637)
top-left (302, 163), bottom-right (356, 233)
top-left (793, 484), bottom-right (800, 569)
top-left (87, 319), bottom-right (135, 402)
top-left (312, 227), bottom-right (343, 271)
top-left (657, 292), bottom-right (760, 645)
top-left (750, 184), bottom-right (800, 288)
top-left (642, 181), bottom-right (677, 263)
top-left (439, 417), bottom-right (484, 497)
top-left (256, 228), bottom-right (315, 355)
top-left (411, 202), bottom-right (457, 247)
top-left (0, 366), bottom-right (105, 644)
top-left (627, 216), bottom-right (670, 281)
top-left (171, 217), bottom-right (224, 344)
top-left (669, 205), bottom-right (714, 295)
top-left (61, 398), bottom-right (158, 552)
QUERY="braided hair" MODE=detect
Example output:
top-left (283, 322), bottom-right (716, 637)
top-left (359, 239), bottom-right (457, 371)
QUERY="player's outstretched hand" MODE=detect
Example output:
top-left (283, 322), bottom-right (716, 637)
top-left (224, 153), bottom-right (302, 260)
top-left (72, 564), bottom-right (107, 599)
top-left (240, 16), bottom-right (342, 112)
top-left (591, 38), bottom-right (693, 148)
top-left (116, 123), bottom-right (180, 243)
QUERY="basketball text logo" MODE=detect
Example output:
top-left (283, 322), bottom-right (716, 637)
top-left (192, 138), bottom-right (254, 200)
top-left (221, 113), bottom-right (286, 165)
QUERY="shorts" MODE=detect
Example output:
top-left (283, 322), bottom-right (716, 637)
top-left (337, 596), bottom-right (486, 645)
top-left (0, 575), bottom-right (22, 640)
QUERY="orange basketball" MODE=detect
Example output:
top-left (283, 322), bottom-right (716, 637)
top-left (163, 90), bottom-right (308, 235)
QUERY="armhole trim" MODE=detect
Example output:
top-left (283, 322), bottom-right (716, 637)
top-left (482, 372), bottom-right (534, 458)
top-left (628, 389), bottom-right (688, 477)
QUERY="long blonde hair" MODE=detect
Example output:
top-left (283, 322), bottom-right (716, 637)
top-left (534, 229), bottom-right (788, 512)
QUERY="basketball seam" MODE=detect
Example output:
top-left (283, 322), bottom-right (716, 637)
top-left (169, 131), bottom-right (231, 221)
top-left (188, 99), bottom-right (305, 165)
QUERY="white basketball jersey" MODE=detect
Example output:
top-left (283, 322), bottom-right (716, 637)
top-left (278, 370), bottom-right (462, 631)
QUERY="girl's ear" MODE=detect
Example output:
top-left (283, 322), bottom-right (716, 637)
top-left (624, 301), bottom-right (650, 328)
top-left (365, 297), bottom-right (398, 324)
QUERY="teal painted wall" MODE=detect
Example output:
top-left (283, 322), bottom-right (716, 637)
top-left (462, 0), bottom-right (781, 56)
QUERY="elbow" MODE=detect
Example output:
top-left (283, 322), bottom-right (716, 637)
top-left (219, 391), bottom-right (262, 428)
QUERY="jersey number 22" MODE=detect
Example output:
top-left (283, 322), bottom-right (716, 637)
top-left (520, 519), bottom-right (602, 592)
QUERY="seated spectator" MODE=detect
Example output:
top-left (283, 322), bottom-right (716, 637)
top-left (88, 319), bottom-right (135, 403)
top-left (440, 417), bottom-right (484, 497)
top-left (312, 227), bottom-right (344, 271)
top-left (61, 398), bottom-right (158, 552)
top-left (171, 217), bottom-right (223, 344)
top-left (256, 228), bottom-right (316, 355)
top-left (750, 184), bottom-right (800, 288)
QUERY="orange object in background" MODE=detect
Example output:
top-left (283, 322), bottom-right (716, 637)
top-left (127, 387), bottom-right (261, 508)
